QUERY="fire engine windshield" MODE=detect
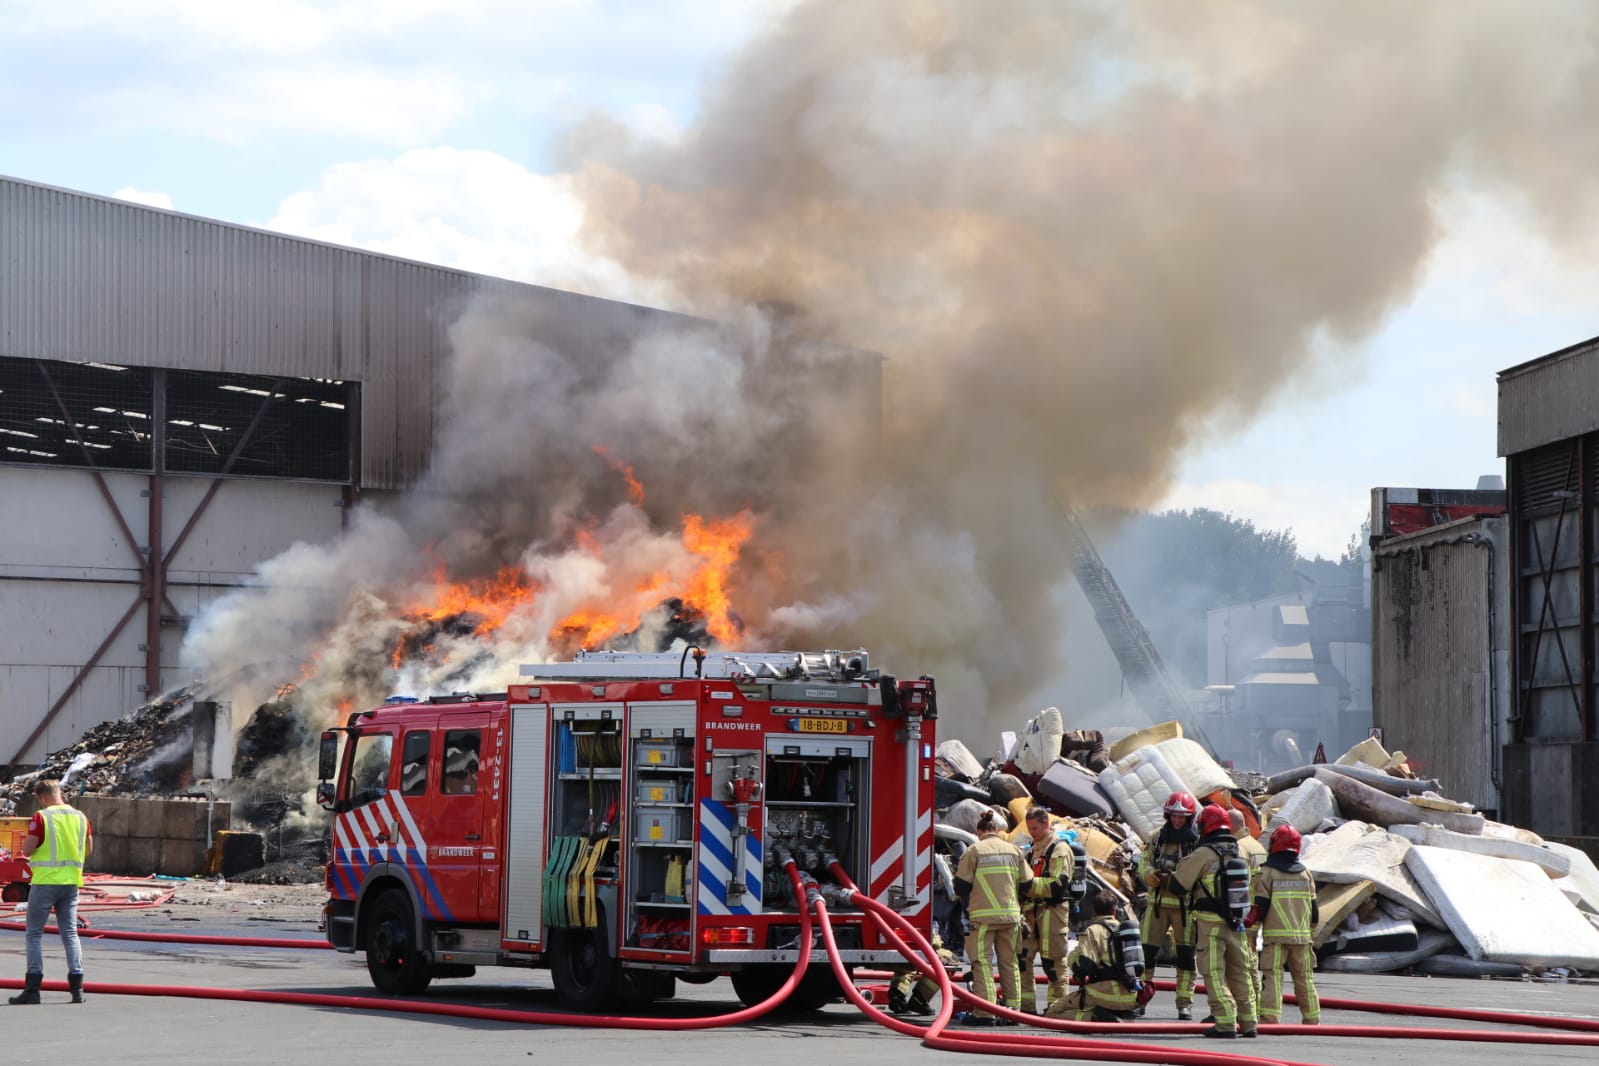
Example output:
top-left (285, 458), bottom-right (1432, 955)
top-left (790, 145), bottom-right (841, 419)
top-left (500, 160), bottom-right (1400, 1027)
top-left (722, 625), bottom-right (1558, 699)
top-left (348, 732), bottom-right (394, 806)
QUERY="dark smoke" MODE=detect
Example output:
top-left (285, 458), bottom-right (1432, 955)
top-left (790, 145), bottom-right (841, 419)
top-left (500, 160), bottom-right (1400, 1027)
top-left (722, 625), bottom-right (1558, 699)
top-left (186, 1), bottom-right (1599, 756)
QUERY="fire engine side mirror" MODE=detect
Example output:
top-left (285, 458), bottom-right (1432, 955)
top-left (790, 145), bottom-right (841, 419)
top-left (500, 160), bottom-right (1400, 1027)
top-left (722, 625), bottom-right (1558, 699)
top-left (316, 781), bottom-right (336, 811)
top-left (318, 731), bottom-right (340, 781)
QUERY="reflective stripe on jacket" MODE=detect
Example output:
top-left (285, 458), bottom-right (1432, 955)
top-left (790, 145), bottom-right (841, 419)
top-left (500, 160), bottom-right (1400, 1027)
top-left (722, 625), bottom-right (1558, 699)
top-left (1252, 865), bottom-right (1316, 943)
top-left (30, 805), bottom-right (89, 886)
top-left (955, 834), bottom-right (1032, 924)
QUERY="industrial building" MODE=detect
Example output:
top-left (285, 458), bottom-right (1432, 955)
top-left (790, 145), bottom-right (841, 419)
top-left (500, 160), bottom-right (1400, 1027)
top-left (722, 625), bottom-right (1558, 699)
top-left (1, 175), bottom-right (849, 773)
top-left (1497, 338), bottom-right (1599, 848)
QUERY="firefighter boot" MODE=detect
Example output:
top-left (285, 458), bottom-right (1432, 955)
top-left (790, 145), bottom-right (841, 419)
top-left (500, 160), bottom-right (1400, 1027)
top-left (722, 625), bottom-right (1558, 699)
top-left (68, 973), bottom-right (85, 1004)
top-left (9, 972), bottom-right (42, 1005)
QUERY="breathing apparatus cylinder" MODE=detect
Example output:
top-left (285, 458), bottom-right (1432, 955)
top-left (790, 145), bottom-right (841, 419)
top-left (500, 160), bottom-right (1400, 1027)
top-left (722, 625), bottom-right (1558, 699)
top-left (1220, 853), bottom-right (1252, 930)
top-left (1115, 919), bottom-right (1145, 984)
top-left (1066, 837), bottom-right (1089, 902)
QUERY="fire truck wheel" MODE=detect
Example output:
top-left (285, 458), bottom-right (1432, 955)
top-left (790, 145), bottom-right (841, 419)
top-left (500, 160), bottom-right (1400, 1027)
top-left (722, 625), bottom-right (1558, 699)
top-left (366, 889), bottom-right (433, 996)
top-left (731, 965), bottom-right (848, 1013)
top-left (551, 926), bottom-right (621, 1012)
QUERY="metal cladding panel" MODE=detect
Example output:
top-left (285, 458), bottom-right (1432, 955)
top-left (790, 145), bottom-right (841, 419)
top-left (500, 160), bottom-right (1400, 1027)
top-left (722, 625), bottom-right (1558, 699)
top-left (504, 703), bottom-right (549, 944)
top-left (0, 176), bottom-right (730, 490)
top-left (1370, 518), bottom-right (1510, 812)
top-left (1499, 336), bottom-right (1599, 457)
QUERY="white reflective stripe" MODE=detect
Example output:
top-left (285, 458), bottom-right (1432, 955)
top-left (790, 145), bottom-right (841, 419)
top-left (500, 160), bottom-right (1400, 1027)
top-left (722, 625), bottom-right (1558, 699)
top-left (387, 790), bottom-right (429, 853)
top-left (870, 838), bottom-right (901, 885)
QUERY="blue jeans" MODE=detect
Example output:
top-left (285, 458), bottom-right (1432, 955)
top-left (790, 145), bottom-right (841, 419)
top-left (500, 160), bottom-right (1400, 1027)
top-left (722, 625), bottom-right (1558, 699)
top-left (24, 883), bottom-right (83, 976)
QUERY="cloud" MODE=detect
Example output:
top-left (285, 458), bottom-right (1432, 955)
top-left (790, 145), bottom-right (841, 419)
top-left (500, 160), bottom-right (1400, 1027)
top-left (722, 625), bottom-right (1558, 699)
top-left (112, 187), bottom-right (173, 210)
top-left (0, 1), bottom-right (777, 147)
top-left (263, 147), bottom-right (655, 299)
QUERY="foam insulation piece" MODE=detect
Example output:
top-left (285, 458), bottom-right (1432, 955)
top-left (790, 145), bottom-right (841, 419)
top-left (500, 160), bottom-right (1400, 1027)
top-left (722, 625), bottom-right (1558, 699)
top-left (1107, 720), bottom-right (1182, 764)
top-left (1318, 927), bottom-right (1457, 973)
top-left (1266, 777), bottom-right (1338, 835)
top-left (1335, 736), bottom-right (1392, 768)
top-left (1010, 706), bottom-right (1064, 775)
top-left (935, 739), bottom-right (984, 782)
top-left (1301, 821), bottom-right (1445, 930)
top-left (1152, 737), bottom-right (1235, 798)
top-left (1390, 823), bottom-right (1569, 879)
top-left (1312, 768), bottom-right (1484, 835)
top-left (1403, 846), bottom-right (1599, 969)
top-left (1545, 841), bottom-right (1599, 915)
top-left (1312, 880), bottom-right (1376, 947)
top-left (1098, 745), bottom-right (1187, 841)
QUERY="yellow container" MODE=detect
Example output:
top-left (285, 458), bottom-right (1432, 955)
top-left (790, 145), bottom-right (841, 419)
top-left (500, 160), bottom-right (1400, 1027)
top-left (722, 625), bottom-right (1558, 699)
top-left (0, 816), bottom-right (32, 857)
top-left (1108, 720), bottom-right (1183, 764)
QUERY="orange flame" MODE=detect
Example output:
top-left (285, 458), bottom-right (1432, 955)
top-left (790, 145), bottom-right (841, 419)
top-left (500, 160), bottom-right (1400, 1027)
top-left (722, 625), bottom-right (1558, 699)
top-left (593, 444), bottom-right (645, 505)
top-left (681, 509), bottom-right (754, 644)
top-left (391, 566), bottom-right (538, 667)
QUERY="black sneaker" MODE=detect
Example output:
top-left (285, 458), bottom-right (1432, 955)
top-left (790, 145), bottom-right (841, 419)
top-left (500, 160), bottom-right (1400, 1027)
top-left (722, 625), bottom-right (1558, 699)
top-left (889, 989), bottom-right (910, 1014)
top-left (958, 1013), bottom-right (1000, 1027)
top-left (1240, 1029), bottom-right (1258, 1039)
top-left (1202, 1026), bottom-right (1237, 1039)
top-left (905, 997), bottom-right (935, 1017)
top-left (1176, 1007), bottom-right (1192, 1021)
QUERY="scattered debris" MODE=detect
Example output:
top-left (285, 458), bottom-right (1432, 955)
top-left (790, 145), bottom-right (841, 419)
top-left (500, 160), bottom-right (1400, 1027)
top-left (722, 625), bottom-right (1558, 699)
top-left (931, 714), bottom-right (1597, 982)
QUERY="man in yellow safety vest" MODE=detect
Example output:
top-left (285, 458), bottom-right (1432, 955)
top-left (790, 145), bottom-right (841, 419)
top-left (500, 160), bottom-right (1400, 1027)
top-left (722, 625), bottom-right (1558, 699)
top-left (9, 779), bottom-right (93, 1006)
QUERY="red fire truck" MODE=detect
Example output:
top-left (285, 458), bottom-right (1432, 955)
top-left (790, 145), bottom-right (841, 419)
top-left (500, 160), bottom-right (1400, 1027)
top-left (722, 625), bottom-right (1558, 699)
top-left (318, 648), bottom-right (938, 1010)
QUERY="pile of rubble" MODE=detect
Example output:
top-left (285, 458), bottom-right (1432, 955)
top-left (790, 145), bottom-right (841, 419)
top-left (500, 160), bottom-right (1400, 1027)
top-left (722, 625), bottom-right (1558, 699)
top-left (0, 685), bottom-right (206, 816)
top-left (932, 708), bottom-right (1599, 980)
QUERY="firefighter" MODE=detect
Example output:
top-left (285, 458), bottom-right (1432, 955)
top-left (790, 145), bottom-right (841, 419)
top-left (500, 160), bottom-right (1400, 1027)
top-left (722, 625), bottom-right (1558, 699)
top-left (1231, 808), bottom-right (1267, 1004)
top-left (1018, 806), bottom-right (1075, 1013)
top-left (952, 808), bottom-right (1034, 1026)
top-left (1173, 803), bottom-right (1259, 1039)
top-left (887, 928), bottom-right (960, 1017)
top-left (1136, 790), bottom-right (1199, 1019)
top-left (1251, 824), bottom-right (1321, 1026)
top-left (1049, 890), bottom-right (1144, 1022)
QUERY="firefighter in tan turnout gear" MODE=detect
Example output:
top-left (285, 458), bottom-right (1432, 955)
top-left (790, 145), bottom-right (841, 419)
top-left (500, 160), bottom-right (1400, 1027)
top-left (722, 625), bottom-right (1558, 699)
top-left (1174, 803), bottom-right (1259, 1039)
top-left (952, 808), bottom-right (1033, 1026)
top-left (1137, 790), bottom-right (1199, 1019)
top-left (1049, 890), bottom-right (1151, 1022)
top-left (1250, 824), bottom-right (1321, 1025)
top-left (1018, 806), bottom-right (1076, 1013)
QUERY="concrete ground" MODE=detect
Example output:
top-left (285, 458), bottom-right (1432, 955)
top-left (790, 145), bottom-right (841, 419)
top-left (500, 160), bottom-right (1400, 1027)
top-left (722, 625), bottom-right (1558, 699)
top-left (2, 887), bottom-right (1595, 1066)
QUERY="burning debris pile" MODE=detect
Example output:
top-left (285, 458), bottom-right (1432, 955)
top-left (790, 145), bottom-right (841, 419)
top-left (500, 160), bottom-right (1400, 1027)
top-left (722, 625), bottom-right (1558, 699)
top-left (932, 710), bottom-right (1599, 982)
top-left (0, 685), bottom-right (208, 816)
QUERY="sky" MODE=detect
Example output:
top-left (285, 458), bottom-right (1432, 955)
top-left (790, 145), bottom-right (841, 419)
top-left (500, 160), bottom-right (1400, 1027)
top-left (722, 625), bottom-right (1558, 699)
top-left (3, 0), bottom-right (1598, 568)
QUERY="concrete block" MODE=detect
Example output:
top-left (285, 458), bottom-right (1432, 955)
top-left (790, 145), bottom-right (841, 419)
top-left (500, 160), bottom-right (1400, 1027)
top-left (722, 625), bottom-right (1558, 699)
top-left (93, 796), bottom-right (132, 838)
top-left (162, 799), bottom-right (203, 841)
top-left (89, 836), bottom-right (130, 876)
top-left (159, 838), bottom-right (206, 877)
top-left (131, 800), bottom-right (164, 839)
top-left (126, 837), bottom-right (161, 875)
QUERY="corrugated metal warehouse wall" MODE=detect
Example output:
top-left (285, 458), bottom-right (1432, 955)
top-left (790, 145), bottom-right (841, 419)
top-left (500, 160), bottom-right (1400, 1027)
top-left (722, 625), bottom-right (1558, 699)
top-left (0, 174), bottom-right (738, 768)
top-left (1370, 517), bottom-right (1509, 816)
top-left (1497, 338), bottom-right (1599, 852)
top-left (0, 175), bottom-right (693, 490)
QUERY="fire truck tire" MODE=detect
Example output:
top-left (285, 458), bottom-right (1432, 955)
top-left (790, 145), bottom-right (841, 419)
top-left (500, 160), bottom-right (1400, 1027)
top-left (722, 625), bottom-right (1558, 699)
top-left (731, 965), bottom-right (847, 1013)
top-left (365, 890), bottom-right (433, 996)
top-left (551, 927), bottom-right (621, 1012)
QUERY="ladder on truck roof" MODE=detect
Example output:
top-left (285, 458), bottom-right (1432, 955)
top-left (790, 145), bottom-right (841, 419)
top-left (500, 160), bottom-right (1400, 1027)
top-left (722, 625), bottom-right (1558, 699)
top-left (521, 648), bottom-right (874, 681)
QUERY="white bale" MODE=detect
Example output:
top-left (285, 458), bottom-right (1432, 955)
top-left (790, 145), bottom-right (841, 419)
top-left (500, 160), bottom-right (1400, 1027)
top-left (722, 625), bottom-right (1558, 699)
top-left (1266, 777), bottom-right (1339, 836)
top-left (1390, 823), bottom-right (1569, 878)
top-left (1545, 841), bottom-right (1599, 915)
top-left (1403, 846), bottom-right (1599, 969)
top-left (1010, 706), bottom-right (1065, 775)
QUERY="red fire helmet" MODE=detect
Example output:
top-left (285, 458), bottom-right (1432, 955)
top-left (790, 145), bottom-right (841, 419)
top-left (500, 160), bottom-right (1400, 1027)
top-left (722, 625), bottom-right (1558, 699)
top-left (1195, 804), bottom-right (1230, 836)
top-left (1269, 824), bottom-right (1303, 855)
top-left (1163, 791), bottom-right (1199, 819)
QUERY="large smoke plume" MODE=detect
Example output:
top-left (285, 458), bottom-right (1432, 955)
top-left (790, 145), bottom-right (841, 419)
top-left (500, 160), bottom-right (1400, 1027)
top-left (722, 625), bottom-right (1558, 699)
top-left (186, 1), bottom-right (1599, 762)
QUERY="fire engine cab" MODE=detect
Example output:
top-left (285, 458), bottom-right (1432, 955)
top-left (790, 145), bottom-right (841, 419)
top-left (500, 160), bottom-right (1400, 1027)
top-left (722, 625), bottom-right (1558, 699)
top-left (318, 648), bottom-right (937, 1011)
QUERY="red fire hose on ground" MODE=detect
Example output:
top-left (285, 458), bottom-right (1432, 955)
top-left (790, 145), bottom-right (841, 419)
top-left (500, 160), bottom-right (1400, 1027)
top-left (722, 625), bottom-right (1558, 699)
top-left (5, 878), bottom-right (1599, 1062)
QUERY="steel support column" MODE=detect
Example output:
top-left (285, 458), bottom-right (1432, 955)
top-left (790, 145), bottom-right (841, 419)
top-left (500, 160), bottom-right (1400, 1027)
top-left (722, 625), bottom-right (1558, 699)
top-left (1584, 433), bottom-right (1597, 743)
top-left (146, 368), bottom-right (167, 698)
